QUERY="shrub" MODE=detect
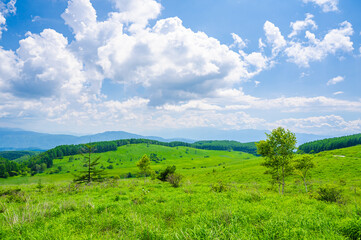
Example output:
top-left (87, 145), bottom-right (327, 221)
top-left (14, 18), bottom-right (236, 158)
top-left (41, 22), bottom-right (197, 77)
top-left (167, 173), bottom-right (182, 188)
top-left (157, 165), bottom-right (176, 182)
top-left (317, 186), bottom-right (343, 203)
top-left (211, 181), bottom-right (228, 192)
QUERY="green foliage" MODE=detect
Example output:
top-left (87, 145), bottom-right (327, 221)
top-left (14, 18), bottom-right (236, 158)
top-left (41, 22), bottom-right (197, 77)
top-left (256, 127), bottom-right (296, 194)
top-left (0, 143), bottom-right (361, 239)
top-left (136, 154), bottom-right (151, 176)
top-left (211, 181), bottom-right (228, 192)
top-left (166, 173), bottom-right (182, 187)
top-left (299, 133), bottom-right (361, 153)
top-left (36, 179), bottom-right (43, 192)
top-left (0, 151), bottom-right (38, 161)
top-left (73, 144), bottom-right (105, 183)
top-left (294, 154), bottom-right (315, 192)
top-left (157, 165), bottom-right (176, 181)
top-left (0, 157), bottom-right (20, 178)
top-left (317, 185), bottom-right (343, 203)
top-left (191, 140), bottom-right (258, 155)
top-left (341, 218), bottom-right (361, 240)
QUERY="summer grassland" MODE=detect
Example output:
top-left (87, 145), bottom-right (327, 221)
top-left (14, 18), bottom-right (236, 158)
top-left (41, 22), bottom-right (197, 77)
top-left (0, 144), bottom-right (361, 239)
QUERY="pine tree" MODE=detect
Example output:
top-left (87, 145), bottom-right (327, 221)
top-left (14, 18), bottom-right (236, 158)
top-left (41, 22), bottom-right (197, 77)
top-left (73, 144), bottom-right (105, 183)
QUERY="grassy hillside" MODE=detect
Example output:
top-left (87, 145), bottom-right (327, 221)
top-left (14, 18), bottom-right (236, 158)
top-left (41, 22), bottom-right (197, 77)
top-left (0, 144), bottom-right (361, 239)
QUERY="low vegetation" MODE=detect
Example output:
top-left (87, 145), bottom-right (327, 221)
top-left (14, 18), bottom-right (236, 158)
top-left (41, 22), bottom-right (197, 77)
top-left (0, 130), bottom-right (360, 239)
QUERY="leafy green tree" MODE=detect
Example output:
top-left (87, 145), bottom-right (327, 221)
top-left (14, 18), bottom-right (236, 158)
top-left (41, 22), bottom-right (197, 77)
top-left (294, 154), bottom-right (315, 192)
top-left (256, 127), bottom-right (297, 194)
top-left (136, 154), bottom-right (151, 177)
top-left (73, 144), bottom-right (105, 183)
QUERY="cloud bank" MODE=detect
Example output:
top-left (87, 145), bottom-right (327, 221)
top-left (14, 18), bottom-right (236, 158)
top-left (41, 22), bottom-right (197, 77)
top-left (0, 0), bottom-right (359, 135)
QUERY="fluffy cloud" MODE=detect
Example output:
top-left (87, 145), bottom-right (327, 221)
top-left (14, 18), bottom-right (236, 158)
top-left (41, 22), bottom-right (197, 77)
top-left (263, 21), bottom-right (287, 56)
top-left (0, 48), bottom-right (19, 90)
top-left (303, 0), bottom-right (339, 12)
top-left (288, 14), bottom-right (317, 38)
top-left (0, 0), bottom-right (359, 136)
top-left (97, 16), bottom-right (255, 105)
top-left (230, 33), bottom-right (247, 49)
top-left (285, 21), bottom-right (353, 67)
top-left (0, 0), bottom-right (16, 38)
top-left (275, 115), bottom-right (361, 134)
top-left (12, 29), bottom-right (86, 98)
top-left (327, 76), bottom-right (344, 85)
top-left (110, 0), bottom-right (162, 32)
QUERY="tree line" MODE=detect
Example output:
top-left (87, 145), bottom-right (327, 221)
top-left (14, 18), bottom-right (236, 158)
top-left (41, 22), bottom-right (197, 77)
top-left (298, 133), bottom-right (361, 153)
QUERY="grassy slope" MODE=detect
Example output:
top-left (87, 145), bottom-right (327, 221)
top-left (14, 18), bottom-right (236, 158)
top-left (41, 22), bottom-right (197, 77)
top-left (0, 144), bottom-right (361, 239)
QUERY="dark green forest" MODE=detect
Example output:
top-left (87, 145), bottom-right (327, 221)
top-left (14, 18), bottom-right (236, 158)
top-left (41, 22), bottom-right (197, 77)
top-left (298, 133), bottom-right (361, 153)
top-left (0, 151), bottom-right (38, 161)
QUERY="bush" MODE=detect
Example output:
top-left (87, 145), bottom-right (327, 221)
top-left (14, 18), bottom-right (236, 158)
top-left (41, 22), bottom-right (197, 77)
top-left (317, 186), bottom-right (343, 203)
top-left (167, 173), bottom-right (182, 188)
top-left (157, 165), bottom-right (176, 182)
top-left (211, 181), bottom-right (228, 192)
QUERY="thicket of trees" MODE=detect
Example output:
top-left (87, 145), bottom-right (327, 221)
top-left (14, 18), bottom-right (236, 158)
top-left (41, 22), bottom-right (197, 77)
top-left (256, 127), bottom-right (297, 194)
top-left (298, 133), bottom-right (361, 153)
top-left (0, 157), bottom-right (22, 178)
top-left (257, 127), bottom-right (316, 194)
top-left (192, 140), bottom-right (257, 155)
top-left (0, 151), bottom-right (38, 161)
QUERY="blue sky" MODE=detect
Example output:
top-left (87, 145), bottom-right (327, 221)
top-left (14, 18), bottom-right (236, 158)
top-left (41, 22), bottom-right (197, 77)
top-left (0, 0), bottom-right (360, 136)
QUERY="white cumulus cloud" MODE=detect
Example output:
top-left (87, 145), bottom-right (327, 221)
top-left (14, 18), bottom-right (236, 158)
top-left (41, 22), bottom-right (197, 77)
top-left (0, 0), bottom-right (16, 39)
top-left (263, 21), bottom-right (287, 56)
top-left (285, 21), bottom-right (353, 67)
top-left (288, 13), bottom-right (317, 38)
top-left (327, 76), bottom-right (344, 85)
top-left (303, 0), bottom-right (339, 12)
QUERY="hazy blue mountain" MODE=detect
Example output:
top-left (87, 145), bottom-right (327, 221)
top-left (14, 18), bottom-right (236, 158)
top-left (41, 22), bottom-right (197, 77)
top-left (144, 127), bottom-right (329, 146)
top-left (0, 128), bottom-right (193, 150)
top-left (0, 127), bottom-right (328, 151)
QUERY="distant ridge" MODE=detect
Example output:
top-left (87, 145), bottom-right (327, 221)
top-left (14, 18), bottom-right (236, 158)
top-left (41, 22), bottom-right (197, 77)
top-left (0, 128), bottom-right (194, 151)
top-left (0, 127), bottom-right (329, 151)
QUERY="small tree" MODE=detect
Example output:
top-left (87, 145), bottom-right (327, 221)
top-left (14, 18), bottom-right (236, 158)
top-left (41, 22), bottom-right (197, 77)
top-left (256, 127), bottom-right (296, 194)
top-left (73, 144), bottom-right (105, 183)
top-left (294, 154), bottom-right (315, 192)
top-left (136, 154), bottom-right (151, 177)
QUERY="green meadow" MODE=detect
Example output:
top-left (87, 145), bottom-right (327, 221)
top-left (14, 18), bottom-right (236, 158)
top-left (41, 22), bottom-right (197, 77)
top-left (0, 144), bottom-right (361, 239)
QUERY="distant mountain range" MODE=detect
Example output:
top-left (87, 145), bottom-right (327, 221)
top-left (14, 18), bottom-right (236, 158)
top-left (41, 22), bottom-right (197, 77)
top-left (0, 128), bottom-right (191, 151)
top-left (143, 128), bottom-right (329, 146)
top-left (0, 127), bottom-right (328, 151)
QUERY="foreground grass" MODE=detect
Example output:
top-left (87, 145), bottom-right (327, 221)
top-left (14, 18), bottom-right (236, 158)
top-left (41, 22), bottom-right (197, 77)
top-left (1, 144), bottom-right (361, 239)
top-left (1, 179), bottom-right (360, 240)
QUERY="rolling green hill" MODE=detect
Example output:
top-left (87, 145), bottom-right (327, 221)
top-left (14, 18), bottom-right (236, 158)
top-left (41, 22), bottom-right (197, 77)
top-left (0, 143), bottom-right (360, 239)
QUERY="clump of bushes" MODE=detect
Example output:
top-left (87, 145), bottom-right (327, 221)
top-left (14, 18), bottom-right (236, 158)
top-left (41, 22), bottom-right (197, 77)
top-left (157, 165), bottom-right (182, 187)
top-left (157, 166), bottom-right (176, 181)
top-left (316, 185), bottom-right (344, 203)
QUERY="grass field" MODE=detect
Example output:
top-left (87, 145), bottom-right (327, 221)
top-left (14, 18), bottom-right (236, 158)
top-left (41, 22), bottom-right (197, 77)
top-left (0, 144), bottom-right (361, 239)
